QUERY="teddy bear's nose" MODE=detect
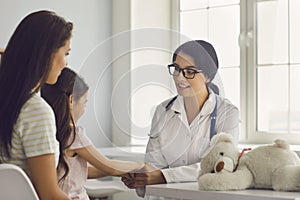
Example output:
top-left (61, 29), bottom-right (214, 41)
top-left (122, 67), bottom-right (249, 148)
top-left (214, 157), bottom-right (235, 173)
top-left (220, 152), bottom-right (224, 156)
top-left (215, 161), bottom-right (225, 172)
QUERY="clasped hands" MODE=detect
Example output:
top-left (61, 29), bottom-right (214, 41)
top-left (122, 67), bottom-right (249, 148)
top-left (121, 163), bottom-right (166, 189)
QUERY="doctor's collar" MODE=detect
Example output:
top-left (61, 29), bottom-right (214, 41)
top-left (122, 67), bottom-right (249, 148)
top-left (164, 90), bottom-right (217, 114)
top-left (200, 91), bottom-right (217, 116)
top-left (164, 95), bottom-right (181, 114)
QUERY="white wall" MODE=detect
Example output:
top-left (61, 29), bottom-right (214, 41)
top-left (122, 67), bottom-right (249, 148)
top-left (0, 0), bottom-right (112, 147)
top-left (130, 0), bottom-right (175, 145)
top-left (111, 0), bottom-right (177, 146)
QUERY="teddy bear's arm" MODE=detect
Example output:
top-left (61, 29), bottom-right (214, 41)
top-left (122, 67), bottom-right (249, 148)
top-left (198, 166), bottom-right (253, 191)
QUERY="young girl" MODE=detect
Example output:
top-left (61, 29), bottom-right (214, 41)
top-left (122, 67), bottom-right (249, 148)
top-left (0, 10), bottom-right (73, 200)
top-left (41, 67), bottom-right (144, 199)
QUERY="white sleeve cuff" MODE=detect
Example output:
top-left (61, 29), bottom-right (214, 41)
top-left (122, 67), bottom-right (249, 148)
top-left (161, 168), bottom-right (175, 183)
top-left (161, 163), bottom-right (200, 183)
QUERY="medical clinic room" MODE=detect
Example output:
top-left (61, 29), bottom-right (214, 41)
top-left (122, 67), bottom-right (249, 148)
top-left (0, 0), bottom-right (300, 200)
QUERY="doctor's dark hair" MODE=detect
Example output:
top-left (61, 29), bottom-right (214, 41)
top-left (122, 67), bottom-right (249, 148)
top-left (41, 67), bottom-right (89, 182)
top-left (172, 40), bottom-right (219, 95)
top-left (0, 10), bottom-right (73, 160)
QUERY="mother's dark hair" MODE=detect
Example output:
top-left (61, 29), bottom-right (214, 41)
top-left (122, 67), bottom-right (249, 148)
top-left (172, 40), bottom-right (219, 94)
top-left (0, 10), bottom-right (73, 159)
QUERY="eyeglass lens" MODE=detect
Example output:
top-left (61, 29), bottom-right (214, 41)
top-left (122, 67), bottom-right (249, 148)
top-left (168, 65), bottom-right (196, 79)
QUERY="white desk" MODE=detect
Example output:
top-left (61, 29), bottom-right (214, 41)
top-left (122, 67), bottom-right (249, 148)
top-left (93, 146), bottom-right (146, 200)
top-left (146, 182), bottom-right (300, 200)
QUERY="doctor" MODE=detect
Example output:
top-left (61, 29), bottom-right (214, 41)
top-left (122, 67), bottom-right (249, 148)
top-left (122, 40), bottom-right (239, 188)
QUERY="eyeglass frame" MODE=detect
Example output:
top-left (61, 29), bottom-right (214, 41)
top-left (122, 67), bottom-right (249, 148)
top-left (167, 63), bottom-right (203, 79)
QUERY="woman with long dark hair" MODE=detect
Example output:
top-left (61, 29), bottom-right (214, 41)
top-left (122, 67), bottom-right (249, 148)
top-left (0, 10), bottom-right (73, 200)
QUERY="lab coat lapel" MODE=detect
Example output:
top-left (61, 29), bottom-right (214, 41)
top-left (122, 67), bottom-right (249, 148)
top-left (160, 96), bottom-right (191, 166)
top-left (172, 96), bottom-right (190, 131)
top-left (159, 123), bottom-right (191, 166)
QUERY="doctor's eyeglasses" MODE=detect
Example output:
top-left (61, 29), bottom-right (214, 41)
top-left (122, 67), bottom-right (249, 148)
top-left (168, 63), bottom-right (202, 79)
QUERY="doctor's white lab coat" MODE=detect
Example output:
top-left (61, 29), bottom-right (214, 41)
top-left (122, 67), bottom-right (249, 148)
top-left (144, 92), bottom-right (239, 183)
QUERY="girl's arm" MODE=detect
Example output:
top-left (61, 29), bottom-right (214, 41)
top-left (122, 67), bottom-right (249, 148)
top-left (72, 145), bottom-right (144, 178)
top-left (87, 166), bottom-right (106, 179)
top-left (27, 154), bottom-right (70, 200)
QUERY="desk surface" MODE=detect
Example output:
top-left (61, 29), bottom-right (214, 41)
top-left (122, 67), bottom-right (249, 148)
top-left (146, 182), bottom-right (300, 200)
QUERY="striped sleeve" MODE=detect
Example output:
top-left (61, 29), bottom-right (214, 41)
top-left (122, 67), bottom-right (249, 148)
top-left (15, 94), bottom-right (59, 159)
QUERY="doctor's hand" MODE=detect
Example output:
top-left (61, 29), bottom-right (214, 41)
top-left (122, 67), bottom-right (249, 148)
top-left (121, 173), bottom-right (135, 188)
top-left (121, 163), bottom-right (166, 188)
top-left (133, 168), bottom-right (166, 187)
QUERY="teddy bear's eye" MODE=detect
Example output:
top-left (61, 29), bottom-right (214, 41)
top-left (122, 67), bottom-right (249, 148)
top-left (220, 152), bottom-right (224, 156)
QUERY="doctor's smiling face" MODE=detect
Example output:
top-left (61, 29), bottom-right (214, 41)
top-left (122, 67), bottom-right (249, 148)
top-left (173, 51), bottom-right (208, 97)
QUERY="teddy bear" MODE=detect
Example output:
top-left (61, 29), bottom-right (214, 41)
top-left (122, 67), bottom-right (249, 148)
top-left (198, 133), bottom-right (300, 191)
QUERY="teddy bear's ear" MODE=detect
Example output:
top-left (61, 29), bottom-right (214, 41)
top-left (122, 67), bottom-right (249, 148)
top-left (210, 132), bottom-right (234, 146)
